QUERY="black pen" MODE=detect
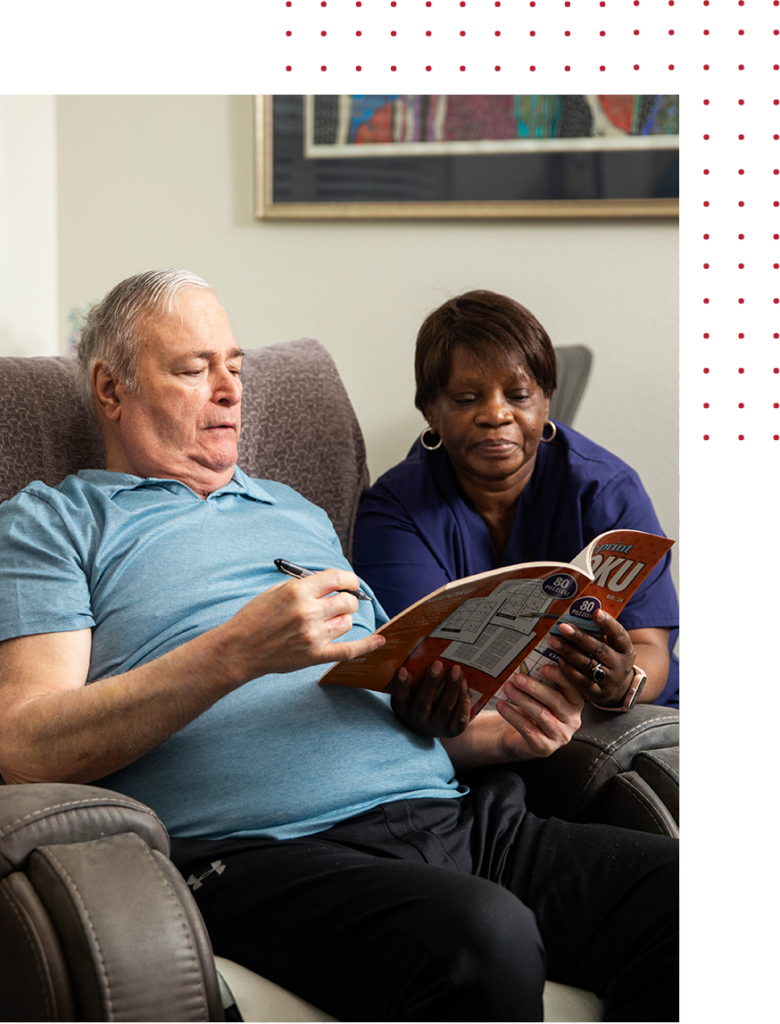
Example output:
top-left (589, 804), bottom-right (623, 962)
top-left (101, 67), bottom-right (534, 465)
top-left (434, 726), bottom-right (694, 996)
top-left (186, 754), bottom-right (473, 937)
top-left (274, 559), bottom-right (371, 601)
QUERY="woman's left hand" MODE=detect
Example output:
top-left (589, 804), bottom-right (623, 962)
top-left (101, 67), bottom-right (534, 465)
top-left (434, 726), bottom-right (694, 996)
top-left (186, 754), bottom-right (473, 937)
top-left (388, 660), bottom-right (472, 738)
top-left (544, 608), bottom-right (636, 707)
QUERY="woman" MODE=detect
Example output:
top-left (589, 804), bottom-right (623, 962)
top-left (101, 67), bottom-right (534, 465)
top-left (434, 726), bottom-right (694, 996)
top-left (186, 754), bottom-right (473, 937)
top-left (353, 290), bottom-right (679, 710)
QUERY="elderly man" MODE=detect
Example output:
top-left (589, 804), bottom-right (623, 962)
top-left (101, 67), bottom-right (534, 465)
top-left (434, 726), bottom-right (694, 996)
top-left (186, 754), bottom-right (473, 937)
top-left (0, 270), bottom-right (677, 1023)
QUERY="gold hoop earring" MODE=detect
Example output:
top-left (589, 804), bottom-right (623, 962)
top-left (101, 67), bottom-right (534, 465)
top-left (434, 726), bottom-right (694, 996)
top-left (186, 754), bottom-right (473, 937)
top-left (420, 427), bottom-right (443, 451)
top-left (541, 421), bottom-right (557, 443)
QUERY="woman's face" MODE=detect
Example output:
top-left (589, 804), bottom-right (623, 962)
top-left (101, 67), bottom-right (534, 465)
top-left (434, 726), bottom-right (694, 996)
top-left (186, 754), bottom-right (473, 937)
top-left (425, 345), bottom-right (551, 492)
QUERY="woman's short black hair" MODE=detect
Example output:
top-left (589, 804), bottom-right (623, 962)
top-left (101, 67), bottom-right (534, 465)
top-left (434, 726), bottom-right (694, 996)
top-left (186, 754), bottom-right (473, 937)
top-left (414, 290), bottom-right (558, 414)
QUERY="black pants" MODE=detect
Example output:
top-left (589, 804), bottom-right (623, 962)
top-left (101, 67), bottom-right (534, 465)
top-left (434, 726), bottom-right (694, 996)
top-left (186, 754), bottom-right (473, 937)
top-left (171, 770), bottom-right (678, 1022)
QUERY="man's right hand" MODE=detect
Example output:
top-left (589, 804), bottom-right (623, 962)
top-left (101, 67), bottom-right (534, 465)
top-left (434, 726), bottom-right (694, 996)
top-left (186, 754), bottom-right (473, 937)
top-left (216, 569), bottom-right (386, 683)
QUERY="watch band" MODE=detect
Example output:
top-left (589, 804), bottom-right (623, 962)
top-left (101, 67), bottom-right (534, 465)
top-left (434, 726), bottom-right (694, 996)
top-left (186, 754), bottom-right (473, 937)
top-left (591, 664), bottom-right (647, 713)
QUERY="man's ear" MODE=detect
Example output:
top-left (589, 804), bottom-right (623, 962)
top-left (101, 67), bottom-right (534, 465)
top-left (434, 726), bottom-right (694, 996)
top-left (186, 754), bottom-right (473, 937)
top-left (92, 362), bottom-right (123, 422)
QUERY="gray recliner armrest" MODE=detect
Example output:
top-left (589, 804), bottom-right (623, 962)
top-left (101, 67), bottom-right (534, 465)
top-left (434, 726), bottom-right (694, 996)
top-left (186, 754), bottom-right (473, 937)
top-left (591, 770), bottom-right (679, 835)
top-left (633, 747), bottom-right (679, 821)
top-left (0, 783), bottom-right (224, 1022)
top-left (0, 782), bottom-right (170, 867)
top-left (515, 704), bottom-right (679, 836)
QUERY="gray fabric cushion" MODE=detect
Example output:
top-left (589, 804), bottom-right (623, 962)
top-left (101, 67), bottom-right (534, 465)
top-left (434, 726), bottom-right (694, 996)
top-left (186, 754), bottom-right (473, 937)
top-left (0, 355), bottom-right (106, 499)
top-left (0, 339), bottom-right (367, 554)
top-left (236, 339), bottom-right (368, 554)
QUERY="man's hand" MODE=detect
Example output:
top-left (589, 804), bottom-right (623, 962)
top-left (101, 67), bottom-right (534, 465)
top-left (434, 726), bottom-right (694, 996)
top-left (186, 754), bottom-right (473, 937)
top-left (441, 672), bottom-right (584, 771)
top-left (492, 673), bottom-right (584, 761)
top-left (387, 660), bottom-right (471, 738)
top-left (217, 569), bottom-right (386, 683)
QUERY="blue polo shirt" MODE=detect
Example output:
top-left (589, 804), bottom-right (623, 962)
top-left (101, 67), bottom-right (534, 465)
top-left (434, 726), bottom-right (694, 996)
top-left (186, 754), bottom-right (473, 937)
top-left (0, 468), bottom-right (461, 839)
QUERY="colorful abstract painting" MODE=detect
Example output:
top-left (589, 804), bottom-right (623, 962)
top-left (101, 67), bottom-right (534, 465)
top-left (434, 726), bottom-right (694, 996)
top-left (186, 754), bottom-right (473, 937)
top-left (305, 95), bottom-right (679, 158)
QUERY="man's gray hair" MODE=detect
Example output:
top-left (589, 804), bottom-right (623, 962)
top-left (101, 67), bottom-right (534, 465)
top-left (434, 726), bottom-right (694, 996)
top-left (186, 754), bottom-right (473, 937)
top-left (75, 269), bottom-right (214, 415)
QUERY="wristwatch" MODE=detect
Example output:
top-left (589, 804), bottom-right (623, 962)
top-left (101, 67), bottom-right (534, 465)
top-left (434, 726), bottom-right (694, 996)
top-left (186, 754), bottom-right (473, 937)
top-left (591, 665), bottom-right (647, 713)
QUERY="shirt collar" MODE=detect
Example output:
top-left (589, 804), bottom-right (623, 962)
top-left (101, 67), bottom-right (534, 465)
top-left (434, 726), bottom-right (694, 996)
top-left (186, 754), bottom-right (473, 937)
top-left (76, 465), bottom-right (277, 505)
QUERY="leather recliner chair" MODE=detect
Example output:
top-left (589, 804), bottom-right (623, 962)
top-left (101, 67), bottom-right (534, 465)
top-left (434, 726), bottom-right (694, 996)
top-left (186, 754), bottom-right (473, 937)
top-left (0, 342), bottom-right (678, 1022)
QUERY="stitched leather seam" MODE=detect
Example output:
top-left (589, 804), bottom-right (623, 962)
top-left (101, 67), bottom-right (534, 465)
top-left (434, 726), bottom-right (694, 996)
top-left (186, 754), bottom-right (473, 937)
top-left (130, 834), bottom-right (208, 1021)
top-left (577, 714), bottom-right (678, 754)
top-left (571, 749), bottom-right (619, 804)
top-left (641, 752), bottom-right (680, 781)
top-left (0, 798), bottom-right (158, 839)
top-left (617, 780), bottom-right (671, 833)
top-left (41, 847), bottom-right (115, 1021)
top-left (0, 882), bottom-right (55, 1019)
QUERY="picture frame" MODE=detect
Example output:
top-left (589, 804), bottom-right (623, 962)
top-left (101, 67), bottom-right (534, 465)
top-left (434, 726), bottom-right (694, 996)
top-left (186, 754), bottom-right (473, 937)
top-left (254, 95), bottom-right (679, 221)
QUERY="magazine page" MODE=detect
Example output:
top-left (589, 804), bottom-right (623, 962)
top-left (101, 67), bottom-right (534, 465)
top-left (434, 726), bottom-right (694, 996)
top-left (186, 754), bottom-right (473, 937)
top-left (321, 561), bottom-right (593, 716)
top-left (322, 530), bottom-right (672, 719)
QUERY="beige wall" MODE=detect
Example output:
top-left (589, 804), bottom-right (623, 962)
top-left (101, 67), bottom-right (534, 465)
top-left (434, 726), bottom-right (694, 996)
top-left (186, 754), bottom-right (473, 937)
top-left (0, 96), bottom-right (57, 356)
top-left (56, 94), bottom-right (678, 578)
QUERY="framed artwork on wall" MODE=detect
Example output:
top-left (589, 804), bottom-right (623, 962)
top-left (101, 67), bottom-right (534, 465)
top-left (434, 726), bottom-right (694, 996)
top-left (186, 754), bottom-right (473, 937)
top-left (254, 94), bottom-right (679, 220)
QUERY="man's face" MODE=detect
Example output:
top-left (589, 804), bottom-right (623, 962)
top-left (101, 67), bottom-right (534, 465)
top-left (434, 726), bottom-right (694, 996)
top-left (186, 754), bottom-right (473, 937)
top-left (107, 288), bottom-right (244, 495)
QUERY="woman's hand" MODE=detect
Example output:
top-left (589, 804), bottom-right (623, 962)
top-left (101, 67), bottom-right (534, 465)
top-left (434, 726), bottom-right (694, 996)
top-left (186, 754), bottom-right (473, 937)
top-left (388, 660), bottom-right (471, 738)
top-left (544, 608), bottom-right (636, 707)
